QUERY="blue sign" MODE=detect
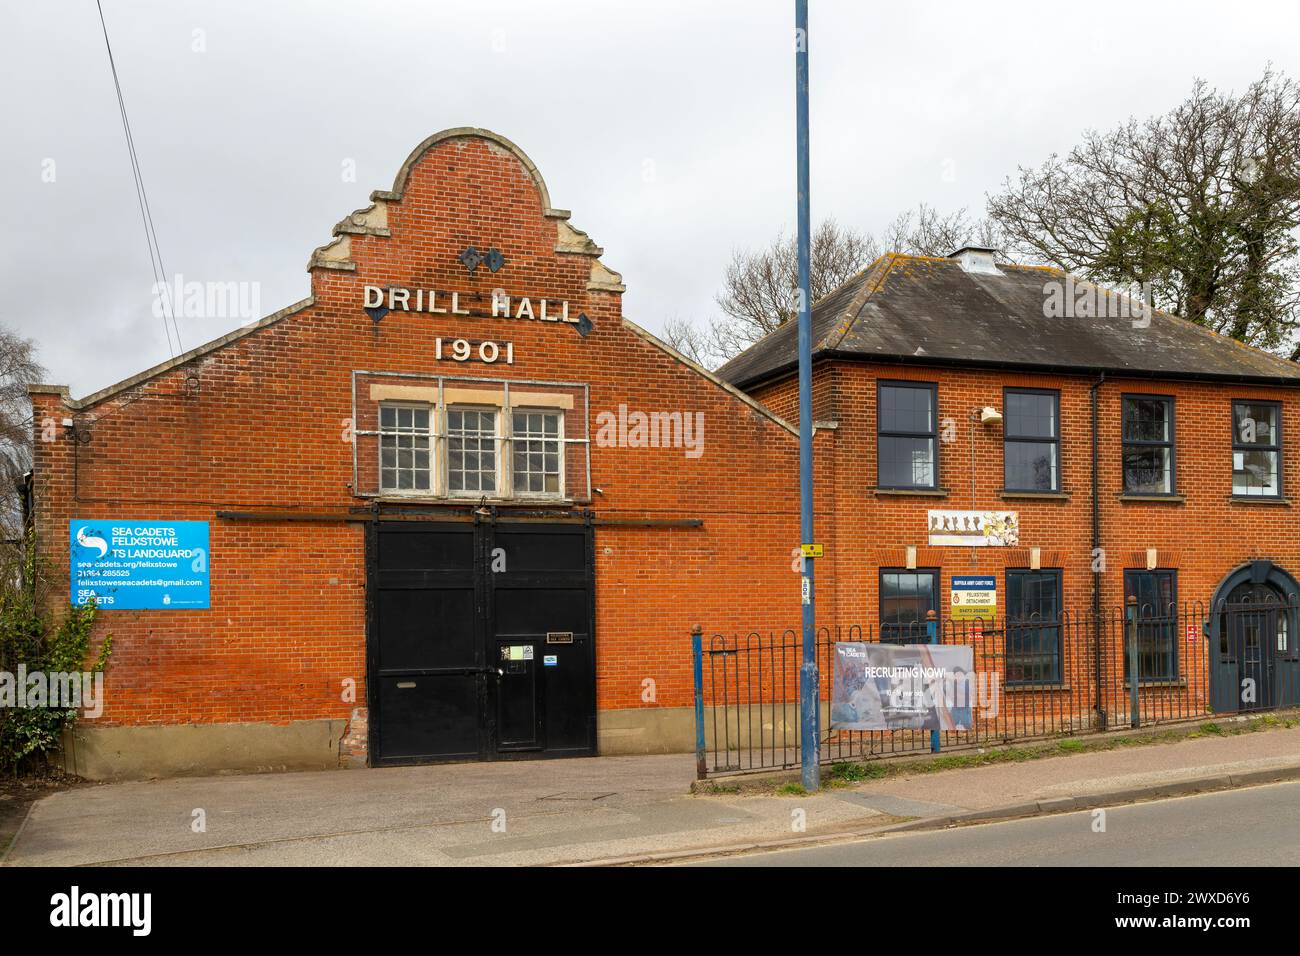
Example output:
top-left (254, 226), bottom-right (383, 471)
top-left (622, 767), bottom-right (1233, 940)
top-left (70, 520), bottom-right (210, 610)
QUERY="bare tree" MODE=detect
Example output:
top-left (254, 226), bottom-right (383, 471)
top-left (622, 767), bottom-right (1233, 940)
top-left (661, 316), bottom-right (712, 367)
top-left (0, 330), bottom-right (44, 538)
top-left (882, 203), bottom-right (1007, 258)
top-left (664, 208), bottom-right (1004, 368)
top-left (988, 68), bottom-right (1300, 355)
top-left (709, 218), bottom-right (879, 359)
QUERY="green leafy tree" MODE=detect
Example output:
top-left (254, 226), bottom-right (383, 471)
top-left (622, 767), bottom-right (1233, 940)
top-left (0, 538), bottom-right (110, 775)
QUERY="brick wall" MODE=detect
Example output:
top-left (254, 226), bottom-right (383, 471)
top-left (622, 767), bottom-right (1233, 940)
top-left (752, 361), bottom-right (1300, 614)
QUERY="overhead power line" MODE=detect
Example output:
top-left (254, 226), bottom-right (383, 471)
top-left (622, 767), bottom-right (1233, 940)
top-left (95, 0), bottom-right (183, 357)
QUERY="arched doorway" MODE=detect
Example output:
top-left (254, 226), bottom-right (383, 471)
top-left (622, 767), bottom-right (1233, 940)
top-left (1210, 561), bottom-right (1300, 713)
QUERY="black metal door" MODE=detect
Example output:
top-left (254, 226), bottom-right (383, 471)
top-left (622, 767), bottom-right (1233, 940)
top-left (488, 523), bottom-right (597, 757)
top-left (369, 522), bottom-right (486, 763)
top-left (369, 519), bottom-right (596, 764)
top-left (1225, 584), bottom-right (1277, 712)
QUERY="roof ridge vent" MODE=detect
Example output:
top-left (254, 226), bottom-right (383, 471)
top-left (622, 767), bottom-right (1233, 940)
top-left (949, 246), bottom-right (1002, 275)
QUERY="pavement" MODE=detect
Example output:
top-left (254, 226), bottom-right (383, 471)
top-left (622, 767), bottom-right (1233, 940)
top-left (4, 722), bottom-right (1300, 866)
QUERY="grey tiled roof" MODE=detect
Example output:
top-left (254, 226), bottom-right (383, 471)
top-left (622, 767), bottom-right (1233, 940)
top-left (715, 254), bottom-right (1300, 388)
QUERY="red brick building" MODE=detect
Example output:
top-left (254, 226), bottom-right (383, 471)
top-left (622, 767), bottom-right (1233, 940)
top-left (717, 248), bottom-right (1300, 738)
top-left (30, 129), bottom-right (807, 778)
top-left (28, 130), bottom-right (1300, 779)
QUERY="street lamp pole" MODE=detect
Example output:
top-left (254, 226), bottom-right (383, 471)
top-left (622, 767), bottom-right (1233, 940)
top-left (794, 0), bottom-right (820, 792)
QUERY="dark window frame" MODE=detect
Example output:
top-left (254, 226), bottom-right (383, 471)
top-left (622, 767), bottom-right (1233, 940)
top-left (1004, 568), bottom-right (1064, 686)
top-left (878, 567), bottom-right (941, 644)
top-left (1231, 399), bottom-right (1283, 498)
top-left (1121, 394), bottom-right (1177, 495)
top-left (1122, 568), bottom-right (1180, 683)
top-left (876, 380), bottom-right (939, 490)
top-left (1003, 387), bottom-right (1061, 492)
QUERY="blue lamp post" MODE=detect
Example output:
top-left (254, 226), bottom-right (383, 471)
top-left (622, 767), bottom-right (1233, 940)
top-left (794, 0), bottom-right (820, 792)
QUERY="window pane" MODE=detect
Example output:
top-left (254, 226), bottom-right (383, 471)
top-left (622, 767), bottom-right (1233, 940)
top-left (379, 403), bottom-right (433, 493)
top-left (1007, 572), bottom-right (1061, 621)
top-left (880, 385), bottom-right (933, 434)
top-left (1123, 445), bottom-right (1171, 494)
top-left (880, 571), bottom-right (936, 644)
top-left (1006, 571), bottom-right (1063, 683)
top-left (1123, 398), bottom-right (1170, 442)
top-left (1234, 449), bottom-right (1280, 495)
top-left (1006, 392), bottom-right (1056, 438)
top-left (1006, 440), bottom-right (1057, 491)
top-left (879, 436), bottom-right (935, 488)
top-left (1234, 403), bottom-right (1278, 446)
top-left (511, 410), bottom-right (563, 497)
top-left (447, 408), bottom-right (498, 496)
top-left (1124, 571), bottom-right (1178, 681)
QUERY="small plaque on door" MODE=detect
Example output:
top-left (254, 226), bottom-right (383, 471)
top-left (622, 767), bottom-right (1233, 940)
top-left (546, 631), bottom-right (574, 644)
top-left (500, 645), bottom-right (534, 661)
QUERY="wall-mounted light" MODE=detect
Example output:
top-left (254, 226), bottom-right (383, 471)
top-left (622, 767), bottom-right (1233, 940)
top-left (979, 406), bottom-right (1003, 425)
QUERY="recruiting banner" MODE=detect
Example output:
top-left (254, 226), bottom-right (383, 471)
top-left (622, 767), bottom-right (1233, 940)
top-left (69, 520), bottom-right (210, 610)
top-left (830, 642), bottom-right (974, 731)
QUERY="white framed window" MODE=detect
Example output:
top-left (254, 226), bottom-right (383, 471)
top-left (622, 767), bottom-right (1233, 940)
top-left (447, 407), bottom-right (499, 496)
top-left (512, 409), bottom-right (564, 497)
top-left (379, 403), bottom-right (433, 492)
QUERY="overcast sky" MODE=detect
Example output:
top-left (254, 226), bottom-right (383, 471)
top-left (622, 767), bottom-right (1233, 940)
top-left (5, 0), bottom-right (1298, 396)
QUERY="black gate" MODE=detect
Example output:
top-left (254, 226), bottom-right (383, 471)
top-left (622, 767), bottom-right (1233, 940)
top-left (367, 519), bottom-right (596, 765)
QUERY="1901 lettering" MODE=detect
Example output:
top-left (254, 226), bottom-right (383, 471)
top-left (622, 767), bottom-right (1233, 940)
top-left (435, 338), bottom-right (514, 364)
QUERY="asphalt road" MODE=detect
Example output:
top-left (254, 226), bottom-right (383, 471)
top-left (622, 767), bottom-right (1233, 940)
top-left (691, 781), bottom-right (1300, 866)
